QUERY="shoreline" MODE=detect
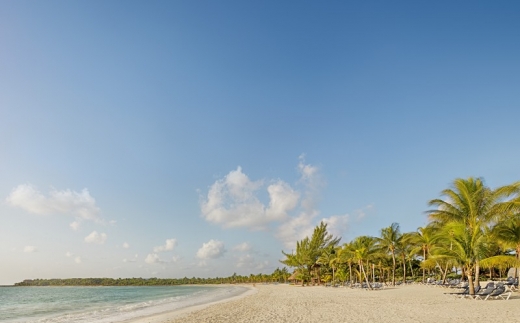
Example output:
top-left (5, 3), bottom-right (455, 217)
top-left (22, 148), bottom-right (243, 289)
top-left (124, 284), bottom-right (257, 323)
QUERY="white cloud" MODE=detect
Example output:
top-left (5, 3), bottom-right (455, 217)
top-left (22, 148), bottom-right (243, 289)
top-left (298, 154), bottom-right (318, 180)
top-left (236, 254), bottom-right (270, 271)
top-left (196, 239), bottom-right (226, 259)
top-left (24, 246), bottom-right (37, 253)
top-left (84, 231), bottom-right (107, 244)
top-left (276, 211), bottom-right (317, 249)
top-left (322, 213), bottom-right (349, 238)
top-left (355, 204), bottom-right (374, 220)
top-left (70, 221), bottom-right (80, 231)
top-left (6, 184), bottom-right (102, 222)
top-left (75, 256), bottom-right (82, 264)
top-left (200, 167), bottom-right (299, 230)
top-left (232, 242), bottom-right (251, 252)
top-left (145, 253), bottom-right (164, 264)
top-left (65, 251), bottom-right (73, 257)
top-left (122, 242), bottom-right (130, 249)
top-left (200, 157), bottom-right (325, 248)
top-left (153, 239), bottom-right (177, 252)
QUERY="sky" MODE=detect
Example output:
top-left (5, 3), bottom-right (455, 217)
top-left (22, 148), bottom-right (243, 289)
top-left (1, 1), bottom-right (519, 285)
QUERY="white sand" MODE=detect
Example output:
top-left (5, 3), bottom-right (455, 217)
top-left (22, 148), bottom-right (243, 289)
top-left (131, 284), bottom-right (518, 323)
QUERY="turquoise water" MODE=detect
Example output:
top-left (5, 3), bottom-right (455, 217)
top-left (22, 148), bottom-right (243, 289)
top-left (0, 285), bottom-right (248, 323)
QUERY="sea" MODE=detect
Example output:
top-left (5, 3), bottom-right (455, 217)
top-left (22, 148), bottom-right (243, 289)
top-left (0, 285), bottom-right (249, 323)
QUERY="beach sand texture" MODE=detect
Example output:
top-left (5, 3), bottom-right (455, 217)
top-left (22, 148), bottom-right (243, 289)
top-left (148, 284), bottom-right (519, 323)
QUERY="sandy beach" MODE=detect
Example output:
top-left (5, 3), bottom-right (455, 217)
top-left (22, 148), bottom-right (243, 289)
top-left (130, 283), bottom-right (518, 323)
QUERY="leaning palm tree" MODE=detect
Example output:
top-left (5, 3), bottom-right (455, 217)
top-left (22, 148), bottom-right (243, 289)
top-left (427, 177), bottom-right (520, 292)
top-left (378, 223), bottom-right (402, 286)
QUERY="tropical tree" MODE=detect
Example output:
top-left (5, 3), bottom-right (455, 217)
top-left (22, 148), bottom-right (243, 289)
top-left (281, 222), bottom-right (340, 285)
top-left (378, 223), bottom-right (402, 286)
top-left (317, 246), bottom-right (340, 285)
top-left (427, 177), bottom-right (520, 294)
top-left (408, 225), bottom-right (439, 283)
top-left (490, 217), bottom-right (520, 277)
top-left (350, 235), bottom-right (379, 289)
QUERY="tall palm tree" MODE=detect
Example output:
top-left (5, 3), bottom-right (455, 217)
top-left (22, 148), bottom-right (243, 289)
top-left (427, 177), bottom-right (520, 294)
top-left (351, 235), bottom-right (379, 289)
top-left (338, 242), bottom-right (355, 285)
top-left (408, 225), bottom-right (438, 283)
top-left (378, 223), bottom-right (402, 286)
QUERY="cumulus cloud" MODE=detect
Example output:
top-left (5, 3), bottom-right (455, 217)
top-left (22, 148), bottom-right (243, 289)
top-left (75, 256), bottom-right (82, 264)
top-left (276, 211), bottom-right (317, 249)
top-left (322, 213), bottom-right (349, 238)
top-left (84, 231), bottom-right (107, 244)
top-left (232, 242), bottom-right (251, 252)
top-left (145, 253), bottom-right (166, 264)
top-left (196, 239), bottom-right (226, 259)
top-left (122, 242), bottom-right (130, 249)
top-left (6, 184), bottom-right (102, 222)
top-left (65, 251), bottom-right (73, 257)
top-left (24, 246), bottom-right (37, 253)
top-left (200, 167), bottom-right (299, 230)
top-left (153, 239), bottom-right (177, 252)
top-left (200, 157), bottom-right (325, 248)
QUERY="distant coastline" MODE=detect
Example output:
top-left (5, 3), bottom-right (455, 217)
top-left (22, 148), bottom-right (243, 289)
top-left (13, 277), bottom-right (265, 287)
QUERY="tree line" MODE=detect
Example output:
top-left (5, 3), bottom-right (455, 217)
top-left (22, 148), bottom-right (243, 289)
top-left (280, 177), bottom-right (520, 295)
top-left (14, 269), bottom-right (292, 287)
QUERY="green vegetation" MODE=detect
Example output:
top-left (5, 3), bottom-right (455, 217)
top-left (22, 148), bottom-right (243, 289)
top-left (281, 177), bottom-right (520, 294)
top-left (14, 270), bottom-right (291, 287)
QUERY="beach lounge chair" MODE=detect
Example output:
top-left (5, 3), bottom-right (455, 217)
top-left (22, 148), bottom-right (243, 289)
top-left (472, 283), bottom-right (496, 300)
top-left (484, 285), bottom-right (511, 301)
top-left (503, 277), bottom-right (518, 291)
top-left (446, 284), bottom-right (478, 298)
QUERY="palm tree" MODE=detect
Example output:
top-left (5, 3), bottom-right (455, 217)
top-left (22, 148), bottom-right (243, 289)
top-left (317, 247), bottom-right (339, 285)
top-left (351, 235), bottom-right (379, 289)
top-left (491, 217), bottom-right (520, 277)
top-left (338, 242), bottom-right (355, 285)
top-left (281, 222), bottom-right (340, 285)
top-left (408, 225), bottom-right (438, 283)
top-left (378, 223), bottom-right (402, 286)
top-left (427, 177), bottom-right (520, 294)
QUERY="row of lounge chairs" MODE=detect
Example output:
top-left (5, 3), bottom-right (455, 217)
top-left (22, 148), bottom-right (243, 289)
top-left (445, 281), bottom-right (512, 300)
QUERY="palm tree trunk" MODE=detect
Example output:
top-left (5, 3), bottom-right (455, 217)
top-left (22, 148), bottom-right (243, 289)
top-left (402, 254), bottom-right (407, 283)
top-left (422, 248), bottom-right (426, 283)
top-left (391, 251), bottom-right (396, 286)
top-left (467, 267), bottom-right (475, 295)
top-left (349, 262), bottom-right (353, 286)
top-left (360, 261), bottom-right (372, 290)
top-left (475, 261), bottom-right (480, 286)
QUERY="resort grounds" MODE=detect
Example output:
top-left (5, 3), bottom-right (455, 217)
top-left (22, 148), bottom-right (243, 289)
top-left (131, 283), bottom-right (518, 323)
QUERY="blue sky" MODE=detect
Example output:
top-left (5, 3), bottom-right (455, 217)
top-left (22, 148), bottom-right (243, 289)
top-left (1, 1), bottom-right (519, 285)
